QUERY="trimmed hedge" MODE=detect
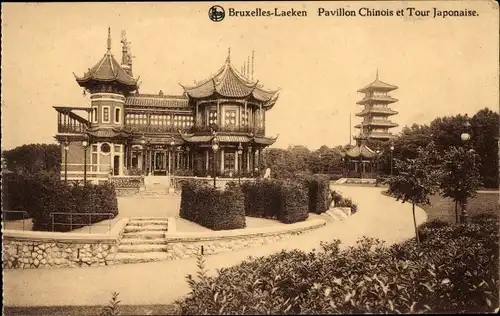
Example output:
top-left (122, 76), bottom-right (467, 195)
top-left (331, 190), bottom-right (358, 214)
top-left (242, 179), bottom-right (309, 224)
top-left (304, 175), bottom-right (331, 214)
top-left (180, 181), bottom-right (246, 230)
top-left (2, 172), bottom-right (118, 231)
top-left (178, 214), bottom-right (499, 314)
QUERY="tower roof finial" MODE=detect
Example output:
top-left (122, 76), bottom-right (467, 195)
top-left (226, 47), bottom-right (231, 64)
top-left (376, 69), bottom-right (379, 79)
top-left (107, 27), bottom-right (112, 54)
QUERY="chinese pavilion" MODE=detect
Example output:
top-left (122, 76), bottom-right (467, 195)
top-left (340, 72), bottom-right (398, 178)
top-left (54, 29), bottom-right (279, 183)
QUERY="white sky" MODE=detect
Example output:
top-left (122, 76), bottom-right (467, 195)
top-left (2, 1), bottom-right (498, 150)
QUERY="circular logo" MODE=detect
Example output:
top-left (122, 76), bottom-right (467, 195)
top-left (208, 5), bottom-right (225, 22)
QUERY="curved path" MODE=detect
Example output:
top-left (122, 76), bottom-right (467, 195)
top-left (3, 186), bottom-right (427, 307)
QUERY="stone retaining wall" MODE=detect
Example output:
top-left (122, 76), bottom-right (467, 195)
top-left (163, 218), bottom-right (326, 260)
top-left (2, 219), bottom-right (129, 269)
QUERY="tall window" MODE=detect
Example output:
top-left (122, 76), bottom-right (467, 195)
top-left (224, 152), bottom-right (235, 173)
top-left (114, 108), bottom-right (121, 124)
top-left (103, 107), bottom-right (110, 123)
top-left (92, 107), bottom-right (98, 123)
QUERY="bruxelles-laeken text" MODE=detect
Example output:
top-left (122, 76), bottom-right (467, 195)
top-left (228, 8), bottom-right (307, 17)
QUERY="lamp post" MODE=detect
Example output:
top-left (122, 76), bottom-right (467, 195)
top-left (63, 140), bottom-right (69, 182)
top-left (170, 140), bottom-right (175, 182)
top-left (390, 145), bottom-right (395, 176)
top-left (459, 118), bottom-right (472, 224)
top-left (237, 143), bottom-right (243, 184)
top-left (82, 138), bottom-right (89, 186)
top-left (375, 149), bottom-right (381, 186)
top-left (140, 136), bottom-right (146, 175)
top-left (211, 133), bottom-right (219, 188)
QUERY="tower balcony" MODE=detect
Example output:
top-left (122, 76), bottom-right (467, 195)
top-left (54, 106), bottom-right (91, 135)
top-left (355, 120), bottom-right (399, 128)
top-left (356, 95), bottom-right (398, 105)
top-left (355, 108), bottom-right (398, 117)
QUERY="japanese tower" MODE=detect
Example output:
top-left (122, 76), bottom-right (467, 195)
top-left (354, 72), bottom-right (399, 141)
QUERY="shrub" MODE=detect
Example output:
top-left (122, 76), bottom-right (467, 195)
top-left (180, 181), bottom-right (246, 230)
top-left (242, 179), bottom-right (309, 224)
top-left (177, 214), bottom-right (499, 314)
top-left (304, 175), bottom-right (331, 214)
top-left (2, 172), bottom-right (118, 231)
top-left (331, 190), bottom-right (358, 214)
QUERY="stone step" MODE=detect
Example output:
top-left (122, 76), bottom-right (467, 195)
top-left (127, 220), bottom-right (169, 226)
top-left (113, 252), bottom-right (172, 264)
top-left (129, 217), bottom-right (170, 221)
top-left (122, 231), bottom-right (166, 239)
top-left (119, 238), bottom-right (168, 245)
top-left (118, 244), bottom-right (169, 253)
top-left (123, 225), bottom-right (168, 233)
top-left (326, 210), bottom-right (345, 222)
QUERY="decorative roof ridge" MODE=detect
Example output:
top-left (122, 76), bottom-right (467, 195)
top-left (128, 93), bottom-right (187, 99)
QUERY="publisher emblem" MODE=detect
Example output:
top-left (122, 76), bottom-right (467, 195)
top-left (208, 5), bottom-right (225, 22)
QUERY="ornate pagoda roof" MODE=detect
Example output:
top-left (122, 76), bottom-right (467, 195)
top-left (86, 126), bottom-right (132, 139)
top-left (180, 49), bottom-right (279, 103)
top-left (340, 140), bottom-right (379, 159)
top-left (74, 28), bottom-right (138, 89)
top-left (355, 120), bottom-right (399, 128)
top-left (355, 108), bottom-right (398, 117)
top-left (179, 131), bottom-right (278, 145)
top-left (125, 93), bottom-right (189, 108)
top-left (357, 72), bottom-right (397, 93)
top-left (356, 95), bottom-right (398, 105)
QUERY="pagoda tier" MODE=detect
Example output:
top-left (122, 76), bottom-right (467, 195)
top-left (355, 72), bottom-right (399, 141)
top-left (74, 28), bottom-right (138, 94)
top-left (180, 51), bottom-right (279, 107)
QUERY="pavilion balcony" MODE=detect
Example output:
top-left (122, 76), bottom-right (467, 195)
top-left (55, 107), bottom-right (90, 135)
top-left (188, 125), bottom-right (265, 135)
top-left (125, 124), bottom-right (191, 134)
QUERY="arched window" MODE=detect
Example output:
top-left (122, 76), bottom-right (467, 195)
top-left (115, 107), bottom-right (121, 124)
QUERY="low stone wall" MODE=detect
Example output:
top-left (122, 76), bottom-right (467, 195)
top-left (2, 219), bottom-right (129, 269)
top-left (163, 218), bottom-right (326, 260)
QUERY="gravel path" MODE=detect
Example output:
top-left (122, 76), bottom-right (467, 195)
top-left (3, 186), bottom-right (427, 307)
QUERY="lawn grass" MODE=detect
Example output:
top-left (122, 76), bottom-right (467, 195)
top-left (421, 193), bottom-right (499, 224)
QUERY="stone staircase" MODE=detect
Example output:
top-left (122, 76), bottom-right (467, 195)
top-left (325, 208), bottom-right (349, 222)
top-left (114, 217), bottom-right (172, 264)
top-left (136, 175), bottom-right (180, 198)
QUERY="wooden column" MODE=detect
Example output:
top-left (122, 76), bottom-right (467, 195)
top-left (247, 148), bottom-right (251, 172)
top-left (205, 150), bottom-right (209, 172)
top-left (220, 149), bottom-right (224, 174)
top-left (235, 150), bottom-right (239, 173)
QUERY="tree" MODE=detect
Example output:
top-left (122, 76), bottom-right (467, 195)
top-left (471, 108), bottom-right (499, 188)
top-left (2, 143), bottom-right (61, 174)
top-left (387, 142), bottom-right (441, 245)
top-left (439, 146), bottom-right (482, 223)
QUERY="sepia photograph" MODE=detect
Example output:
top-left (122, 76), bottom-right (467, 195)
top-left (2, 1), bottom-right (499, 315)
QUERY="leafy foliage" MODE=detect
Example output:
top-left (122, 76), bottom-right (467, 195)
top-left (176, 214), bottom-right (499, 314)
top-left (387, 142), bottom-right (441, 244)
top-left (100, 292), bottom-right (121, 316)
top-left (331, 190), bottom-right (358, 214)
top-left (439, 146), bottom-right (482, 222)
top-left (2, 143), bottom-right (61, 174)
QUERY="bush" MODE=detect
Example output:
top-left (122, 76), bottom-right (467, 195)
top-left (331, 190), bottom-right (358, 214)
top-left (242, 179), bottom-right (309, 224)
top-left (2, 172), bottom-right (118, 231)
top-left (304, 175), bottom-right (331, 214)
top-left (177, 214), bottom-right (499, 314)
top-left (180, 181), bottom-right (246, 230)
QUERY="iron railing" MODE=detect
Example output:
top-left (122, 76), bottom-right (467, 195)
top-left (49, 212), bottom-right (114, 233)
top-left (2, 210), bottom-right (30, 231)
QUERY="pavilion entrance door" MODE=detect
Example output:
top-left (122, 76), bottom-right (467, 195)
top-left (153, 151), bottom-right (167, 176)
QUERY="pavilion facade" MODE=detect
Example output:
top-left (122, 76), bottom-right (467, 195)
top-left (54, 29), bottom-right (279, 183)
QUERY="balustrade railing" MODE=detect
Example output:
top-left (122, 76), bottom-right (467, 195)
top-left (2, 210), bottom-right (30, 231)
top-left (189, 125), bottom-right (265, 135)
top-left (49, 212), bottom-right (114, 233)
top-left (58, 124), bottom-right (88, 134)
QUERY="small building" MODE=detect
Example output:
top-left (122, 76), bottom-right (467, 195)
top-left (54, 29), bottom-right (279, 183)
top-left (355, 72), bottom-right (399, 141)
top-left (340, 131), bottom-right (381, 179)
